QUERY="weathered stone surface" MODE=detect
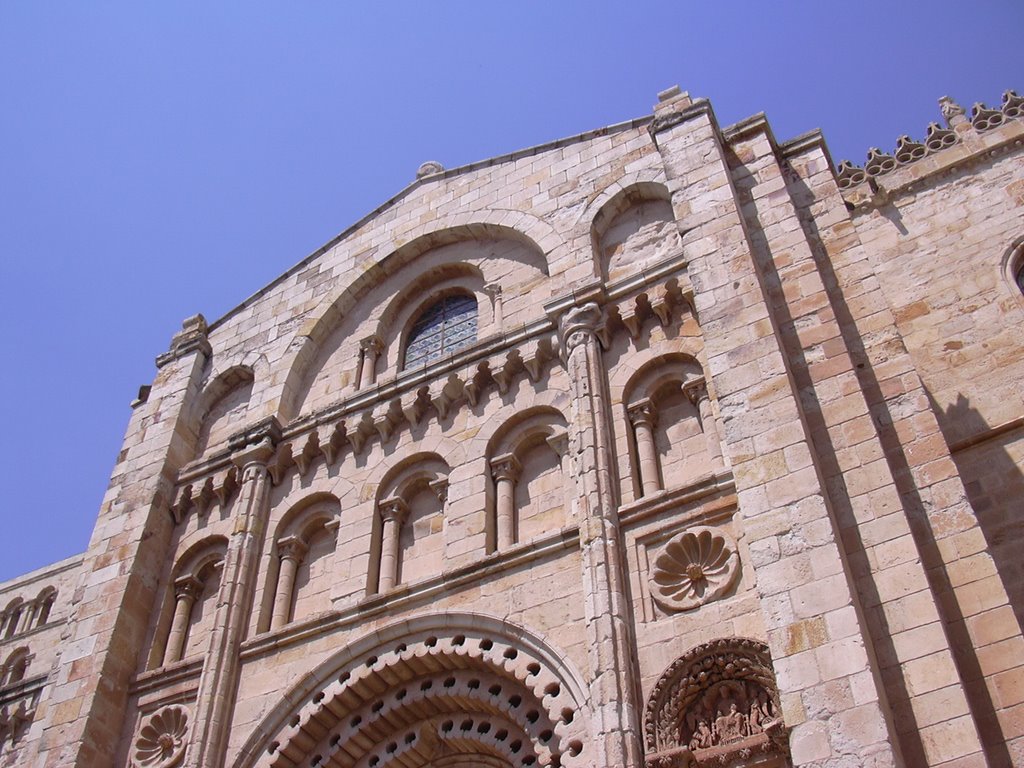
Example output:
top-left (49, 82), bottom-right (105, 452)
top-left (0, 87), bottom-right (1021, 768)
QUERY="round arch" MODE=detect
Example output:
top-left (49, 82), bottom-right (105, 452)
top-left (230, 613), bottom-right (591, 768)
top-left (277, 217), bottom-right (560, 423)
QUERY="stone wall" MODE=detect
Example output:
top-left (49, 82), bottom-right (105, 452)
top-left (3, 87), bottom-right (1021, 768)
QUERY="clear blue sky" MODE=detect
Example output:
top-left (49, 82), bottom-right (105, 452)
top-left (1, 2), bottom-right (1021, 581)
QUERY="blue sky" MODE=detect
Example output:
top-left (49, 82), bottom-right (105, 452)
top-left (1, 1), bottom-right (1021, 581)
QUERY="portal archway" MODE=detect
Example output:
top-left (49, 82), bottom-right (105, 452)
top-left (233, 614), bottom-right (590, 768)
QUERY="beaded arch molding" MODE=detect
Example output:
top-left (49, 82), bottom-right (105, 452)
top-left (231, 613), bottom-right (591, 768)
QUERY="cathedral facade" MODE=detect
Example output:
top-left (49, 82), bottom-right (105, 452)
top-left (1, 87), bottom-right (1023, 768)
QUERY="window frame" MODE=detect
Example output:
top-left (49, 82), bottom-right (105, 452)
top-left (401, 292), bottom-right (480, 370)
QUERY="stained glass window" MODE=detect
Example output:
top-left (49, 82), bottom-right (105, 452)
top-left (404, 294), bottom-right (478, 369)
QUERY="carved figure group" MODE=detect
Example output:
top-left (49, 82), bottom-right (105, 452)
top-left (685, 682), bottom-right (776, 751)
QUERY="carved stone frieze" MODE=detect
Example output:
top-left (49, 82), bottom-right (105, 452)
top-left (650, 527), bottom-right (739, 612)
top-left (132, 704), bottom-right (190, 768)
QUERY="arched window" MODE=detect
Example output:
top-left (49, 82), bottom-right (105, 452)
top-left (403, 294), bottom-right (478, 369)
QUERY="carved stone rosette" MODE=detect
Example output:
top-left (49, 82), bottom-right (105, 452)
top-left (132, 704), bottom-right (190, 768)
top-left (644, 639), bottom-right (789, 768)
top-left (650, 527), bottom-right (739, 612)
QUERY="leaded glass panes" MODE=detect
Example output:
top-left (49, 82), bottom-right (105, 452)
top-left (404, 295), bottom-right (478, 369)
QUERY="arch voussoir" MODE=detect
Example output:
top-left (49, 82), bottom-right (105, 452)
top-left (250, 617), bottom-right (589, 768)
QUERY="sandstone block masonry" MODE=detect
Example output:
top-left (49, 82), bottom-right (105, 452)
top-left (1, 86), bottom-right (1022, 768)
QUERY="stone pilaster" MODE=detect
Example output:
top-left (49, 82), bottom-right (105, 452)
top-left (557, 302), bottom-right (644, 768)
top-left (651, 104), bottom-right (899, 766)
top-left (185, 418), bottom-right (280, 768)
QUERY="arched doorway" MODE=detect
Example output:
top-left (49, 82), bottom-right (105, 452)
top-left (233, 614), bottom-right (590, 768)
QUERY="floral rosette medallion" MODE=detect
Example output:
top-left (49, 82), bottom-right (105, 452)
top-left (650, 526), bottom-right (739, 611)
top-left (132, 704), bottom-right (190, 768)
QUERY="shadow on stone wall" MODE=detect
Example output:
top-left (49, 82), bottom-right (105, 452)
top-left (930, 393), bottom-right (1024, 632)
top-left (761, 168), bottom-right (1015, 768)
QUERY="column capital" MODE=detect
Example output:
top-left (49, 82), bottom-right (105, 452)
top-left (557, 302), bottom-right (605, 357)
top-left (173, 575), bottom-right (204, 602)
top-left (359, 334), bottom-right (384, 355)
top-left (685, 379), bottom-right (709, 406)
top-left (546, 431), bottom-right (570, 458)
top-left (277, 535), bottom-right (308, 564)
top-left (378, 497), bottom-right (409, 525)
top-left (490, 453), bottom-right (523, 484)
top-left (429, 477), bottom-right (449, 504)
top-left (229, 416), bottom-right (282, 472)
top-left (229, 416), bottom-right (282, 454)
top-left (627, 398), bottom-right (658, 428)
top-left (484, 282), bottom-right (503, 298)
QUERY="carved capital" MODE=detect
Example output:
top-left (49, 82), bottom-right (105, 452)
top-left (684, 380), bottom-right (709, 407)
top-left (173, 575), bottom-right (204, 603)
top-left (546, 431), bottom-right (569, 458)
top-left (429, 477), bottom-right (449, 504)
top-left (277, 535), bottom-right (308, 564)
top-left (557, 302), bottom-right (604, 357)
top-left (490, 453), bottom-right (523, 484)
top-left (228, 416), bottom-right (283, 454)
top-left (628, 398), bottom-right (658, 429)
top-left (359, 334), bottom-right (384, 355)
top-left (378, 497), bottom-right (409, 525)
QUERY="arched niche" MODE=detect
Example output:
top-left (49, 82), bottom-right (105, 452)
top-left (260, 493), bottom-right (341, 634)
top-left (486, 407), bottom-right (571, 552)
top-left (280, 223), bottom-right (551, 423)
top-left (644, 638), bottom-right (790, 767)
top-left (149, 536), bottom-right (228, 669)
top-left (33, 587), bottom-right (56, 627)
top-left (3, 647), bottom-right (30, 686)
top-left (229, 613), bottom-right (591, 768)
top-left (622, 354), bottom-right (723, 499)
top-left (369, 453), bottom-right (451, 594)
top-left (193, 366), bottom-right (255, 459)
top-left (591, 182), bottom-right (680, 283)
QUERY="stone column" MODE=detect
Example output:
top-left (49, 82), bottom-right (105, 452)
top-left (686, 381), bottom-right (725, 470)
top-left (15, 604), bottom-right (35, 636)
top-left (163, 576), bottom-right (203, 665)
top-left (485, 283), bottom-right (504, 332)
top-left (377, 498), bottom-right (408, 592)
top-left (270, 536), bottom-right (308, 631)
top-left (186, 419), bottom-right (279, 768)
top-left (358, 335), bottom-right (384, 390)
top-left (627, 399), bottom-right (661, 497)
top-left (556, 302), bottom-right (643, 768)
top-left (489, 454), bottom-right (522, 551)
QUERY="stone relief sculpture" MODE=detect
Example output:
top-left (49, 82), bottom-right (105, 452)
top-left (644, 638), bottom-right (789, 768)
top-left (649, 526), bottom-right (739, 612)
top-left (132, 704), bottom-right (190, 768)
